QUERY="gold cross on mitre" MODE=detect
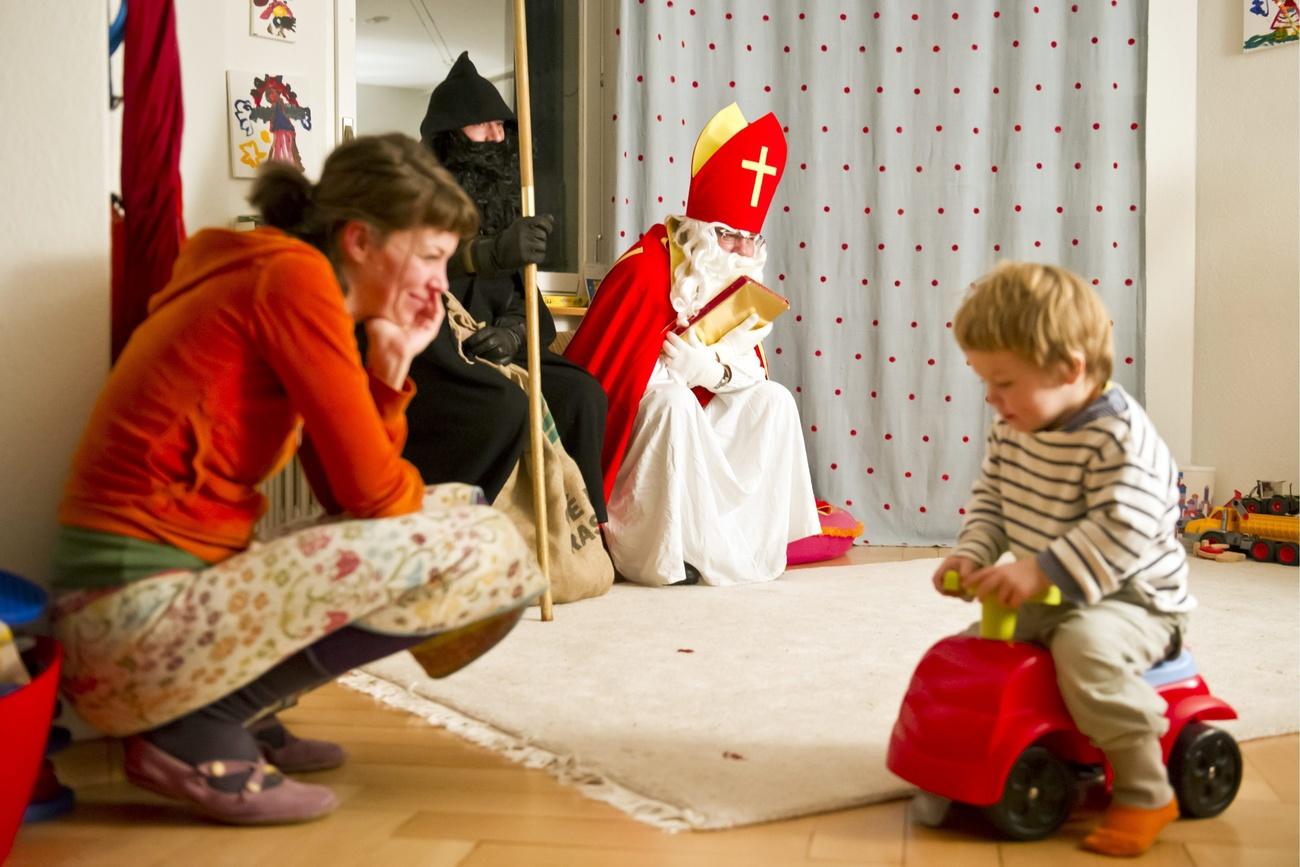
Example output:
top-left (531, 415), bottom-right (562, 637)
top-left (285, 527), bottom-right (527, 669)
top-left (741, 147), bottom-right (776, 208)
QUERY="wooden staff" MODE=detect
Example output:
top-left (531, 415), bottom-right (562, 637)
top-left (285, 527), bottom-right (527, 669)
top-left (512, 0), bottom-right (554, 621)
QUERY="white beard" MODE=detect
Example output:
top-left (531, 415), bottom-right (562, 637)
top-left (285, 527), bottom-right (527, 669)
top-left (668, 217), bottom-right (767, 327)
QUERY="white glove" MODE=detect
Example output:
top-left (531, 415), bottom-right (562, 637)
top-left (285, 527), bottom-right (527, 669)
top-left (711, 312), bottom-right (773, 364)
top-left (661, 329), bottom-right (725, 389)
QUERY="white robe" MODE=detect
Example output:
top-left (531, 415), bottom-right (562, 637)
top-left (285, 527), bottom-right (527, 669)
top-left (604, 350), bottom-right (820, 587)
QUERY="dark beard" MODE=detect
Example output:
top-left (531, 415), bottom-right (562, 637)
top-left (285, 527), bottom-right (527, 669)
top-left (432, 130), bottom-right (520, 237)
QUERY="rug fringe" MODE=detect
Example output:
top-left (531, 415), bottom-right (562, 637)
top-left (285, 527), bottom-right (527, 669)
top-left (339, 670), bottom-right (710, 832)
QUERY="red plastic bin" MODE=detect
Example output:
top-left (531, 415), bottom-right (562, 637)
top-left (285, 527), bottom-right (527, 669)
top-left (0, 636), bottom-right (62, 862)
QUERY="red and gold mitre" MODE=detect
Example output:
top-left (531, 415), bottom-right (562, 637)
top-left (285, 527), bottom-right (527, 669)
top-left (685, 103), bottom-right (787, 234)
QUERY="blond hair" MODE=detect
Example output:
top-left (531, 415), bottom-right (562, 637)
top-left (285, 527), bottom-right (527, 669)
top-left (953, 261), bottom-right (1113, 384)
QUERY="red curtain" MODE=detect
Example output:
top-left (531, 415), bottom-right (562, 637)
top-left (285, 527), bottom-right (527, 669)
top-left (113, 0), bottom-right (186, 362)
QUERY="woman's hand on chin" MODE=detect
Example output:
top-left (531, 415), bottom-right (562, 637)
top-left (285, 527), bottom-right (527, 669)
top-left (364, 294), bottom-right (443, 388)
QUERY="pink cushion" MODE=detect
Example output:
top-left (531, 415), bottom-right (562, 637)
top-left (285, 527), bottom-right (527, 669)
top-left (786, 501), bottom-right (864, 566)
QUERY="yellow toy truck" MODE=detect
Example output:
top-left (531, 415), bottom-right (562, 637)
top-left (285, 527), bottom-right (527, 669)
top-left (1183, 491), bottom-right (1300, 566)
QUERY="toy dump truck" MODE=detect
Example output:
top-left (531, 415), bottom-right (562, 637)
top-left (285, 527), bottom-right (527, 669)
top-left (1183, 492), bottom-right (1300, 566)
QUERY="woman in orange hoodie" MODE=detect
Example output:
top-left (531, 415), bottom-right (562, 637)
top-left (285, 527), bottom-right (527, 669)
top-left (51, 134), bottom-right (546, 825)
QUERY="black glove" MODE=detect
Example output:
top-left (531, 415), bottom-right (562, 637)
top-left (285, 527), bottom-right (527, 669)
top-left (472, 214), bottom-right (554, 276)
top-left (464, 323), bottom-right (524, 365)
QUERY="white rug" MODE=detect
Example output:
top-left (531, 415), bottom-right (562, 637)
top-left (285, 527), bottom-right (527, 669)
top-left (343, 556), bottom-right (1299, 831)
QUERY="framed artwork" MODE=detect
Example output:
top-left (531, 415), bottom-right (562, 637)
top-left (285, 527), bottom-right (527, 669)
top-left (251, 0), bottom-right (298, 41)
top-left (1244, 0), bottom-right (1300, 51)
top-left (226, 71), bottom-right (315, 178)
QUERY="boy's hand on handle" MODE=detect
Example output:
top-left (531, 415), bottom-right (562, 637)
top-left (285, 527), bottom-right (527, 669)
top-left (963, 558), bottom-right (1052, 610)
top-left (932, 555), bottom-right (977, 597)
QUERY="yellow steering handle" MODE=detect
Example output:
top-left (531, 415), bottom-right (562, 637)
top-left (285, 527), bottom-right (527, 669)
top-left (942, 569), bottom-right (1061, 641)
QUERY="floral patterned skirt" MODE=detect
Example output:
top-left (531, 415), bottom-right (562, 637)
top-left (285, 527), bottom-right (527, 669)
top-left (52, 484), bottom-right (545, 736)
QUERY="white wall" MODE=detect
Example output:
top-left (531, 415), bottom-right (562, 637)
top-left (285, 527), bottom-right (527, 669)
top-left (1143, 7), bottom-right (1198, 462)
top-left (357, 84), bottom-right (430, 139)
top-left (175, 0), bottom-right (340, 230)
top-left (0, 10), bottom-right (110, 583)
top-left (1193, 1), bottom-right (1300, 497)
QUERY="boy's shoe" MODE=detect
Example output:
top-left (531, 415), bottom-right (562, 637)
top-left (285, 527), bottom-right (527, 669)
top-left (251, 716), bottom-right (347, 773)
top-left (1081, 797), bottom-right (1179, 857)
top-left (124, 737), bottom-right (338, 825)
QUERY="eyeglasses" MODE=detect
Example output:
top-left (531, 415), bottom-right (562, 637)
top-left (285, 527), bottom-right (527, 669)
top-left (715, 227), bottom-right (764, 250)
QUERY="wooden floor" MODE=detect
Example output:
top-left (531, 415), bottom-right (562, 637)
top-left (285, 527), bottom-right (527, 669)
top-left (10, 547), bottom-right (1299, 866)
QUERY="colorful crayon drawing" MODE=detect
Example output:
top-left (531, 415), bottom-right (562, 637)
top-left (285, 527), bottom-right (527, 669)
top-left (251, 0), bottom-right (298, 42)
top-left (227, 71), bottom-right (315, 178)
top-left (1245, 0), bottom-right (1300, 51)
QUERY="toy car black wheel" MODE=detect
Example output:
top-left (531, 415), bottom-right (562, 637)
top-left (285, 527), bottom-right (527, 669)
top-left (983, 746), bottom-right (1074, 841)
top-left (1168, 722), bottom-right (1242, 818)
top-left (1200, 532), bottom-right (1226, 547)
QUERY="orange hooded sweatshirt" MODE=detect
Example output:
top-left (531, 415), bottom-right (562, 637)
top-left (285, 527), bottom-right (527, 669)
top-left (59, 227), bottom-right (427, 564)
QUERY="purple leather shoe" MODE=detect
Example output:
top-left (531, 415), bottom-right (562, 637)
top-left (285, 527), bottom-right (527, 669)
top-left (255, 726), bottom-right (347, 774)
top-left (124, 737), bottom-right (338, 825)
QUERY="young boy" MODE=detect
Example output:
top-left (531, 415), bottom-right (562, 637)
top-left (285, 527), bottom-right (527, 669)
top-left (933, 261), bottom-right (1194, 857)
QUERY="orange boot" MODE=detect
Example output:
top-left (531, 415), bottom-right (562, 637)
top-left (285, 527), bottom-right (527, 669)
top-left (1082, 797), bottom-right (1179, 857)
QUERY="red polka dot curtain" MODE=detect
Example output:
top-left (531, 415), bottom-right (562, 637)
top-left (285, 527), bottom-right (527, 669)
top-left (609, 2), bottom-right (1146, 544)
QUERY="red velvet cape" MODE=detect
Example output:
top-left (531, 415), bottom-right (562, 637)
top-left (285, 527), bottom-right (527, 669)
top-left (563, 225), bottom-right (676, 502)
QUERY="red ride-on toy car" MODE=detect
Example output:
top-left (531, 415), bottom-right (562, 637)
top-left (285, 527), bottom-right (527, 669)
top-left (886, 572), bottom-right (1242, 841)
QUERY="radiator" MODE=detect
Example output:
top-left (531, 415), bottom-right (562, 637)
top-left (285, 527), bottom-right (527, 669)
top-left (256, 456), bottom-right (323, 540)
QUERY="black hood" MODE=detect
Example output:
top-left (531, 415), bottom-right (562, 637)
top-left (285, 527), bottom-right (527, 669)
top-left (419, 51), bottom-right (515, 144)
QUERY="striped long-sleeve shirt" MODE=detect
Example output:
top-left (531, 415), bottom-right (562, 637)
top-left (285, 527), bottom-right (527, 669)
top-left (953, 385), bottom-right (1194, 614)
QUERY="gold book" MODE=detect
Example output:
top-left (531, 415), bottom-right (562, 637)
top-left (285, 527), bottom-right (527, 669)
top-left (670, 277), bottom-right (790, 346)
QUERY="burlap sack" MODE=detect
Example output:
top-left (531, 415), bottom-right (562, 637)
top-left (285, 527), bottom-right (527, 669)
top-left (443, 295), bottom-right (613, 604)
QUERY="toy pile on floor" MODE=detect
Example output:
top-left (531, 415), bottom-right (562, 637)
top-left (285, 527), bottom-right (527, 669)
top-left (1179, 478), bottom-right (1299, 567)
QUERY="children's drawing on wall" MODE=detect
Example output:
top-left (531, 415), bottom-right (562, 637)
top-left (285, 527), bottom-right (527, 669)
top-left (251, 0), bottom-right (298, 41)
top-left (1245, 0), bottom-right (1300, 51)
top-left (226, 71), bottom-right (315, 179)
